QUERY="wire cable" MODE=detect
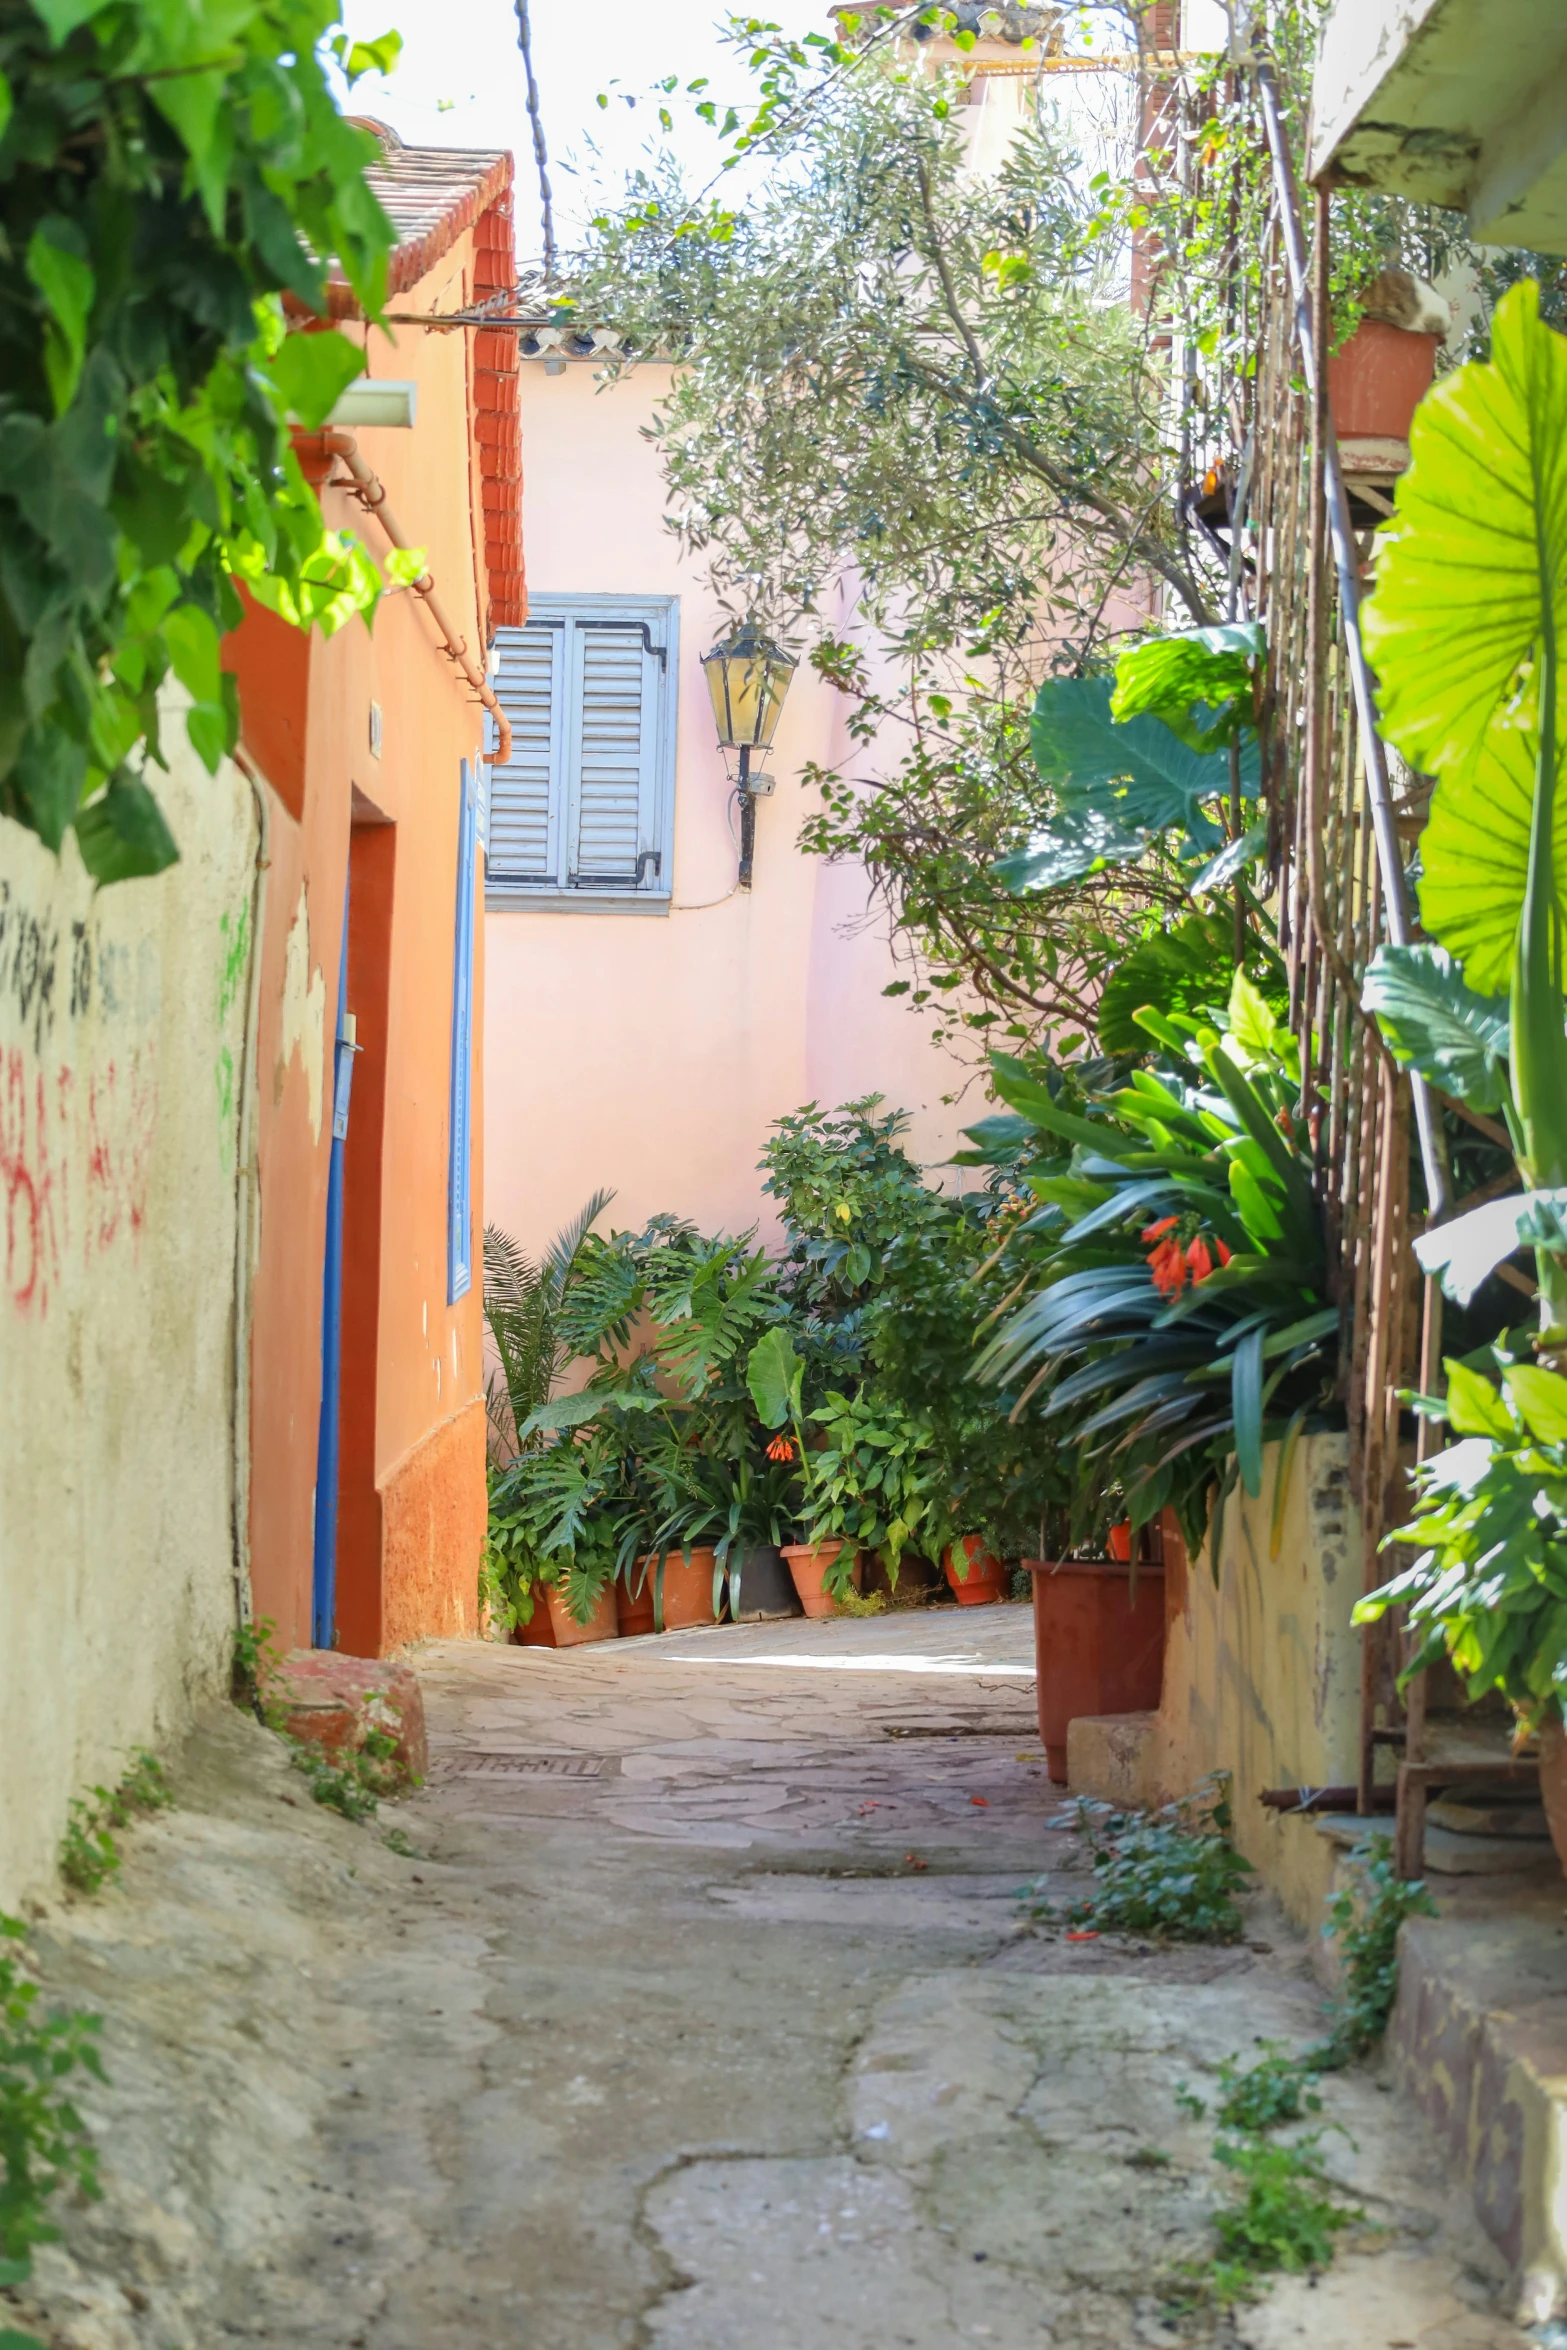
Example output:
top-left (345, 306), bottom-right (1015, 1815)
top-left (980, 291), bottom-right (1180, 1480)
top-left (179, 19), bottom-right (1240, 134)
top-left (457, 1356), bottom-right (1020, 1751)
top-left (513, 0), bottom-right (556, 284)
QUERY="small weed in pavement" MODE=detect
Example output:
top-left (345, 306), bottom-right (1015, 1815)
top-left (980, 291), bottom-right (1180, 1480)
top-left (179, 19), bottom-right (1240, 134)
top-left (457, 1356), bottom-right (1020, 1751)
top-left (59, 1751), bottom-right (175, 1893)
top-left (0, 1912), bottom-right (104, 2326)
top-left (1317, 1835), bottom-right (1436, 2065)
top-left (232, 1616), bottom-right (286, 1726)
top-left (1168, 2041), bottom-right (1357, 2313)
top-left (290, 1724), bottom-right (412, 1823)
top-left (382, 1825), bottom-right (420, 1859)
top-left (1025, 1777), bottom-right (1254, 1943)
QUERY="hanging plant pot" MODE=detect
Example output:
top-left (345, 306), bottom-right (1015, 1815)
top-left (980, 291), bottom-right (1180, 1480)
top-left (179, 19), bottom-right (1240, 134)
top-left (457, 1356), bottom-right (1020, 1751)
top-left (1326, 317), bottom-right (1441, 442)
top-left (943, 1536), bottom-right (1009, 1607)
top-left (1024, 1558), bottom-right (1167, 1784)
top-left (618, 1561), bottom-right (657, 1639)
top-left (781, 1539), bottom-right (861, 1619)
top-left (544, 1582), bottom-right (619, 1649)
top-left (655, 1546), bottom-right (725, 1632)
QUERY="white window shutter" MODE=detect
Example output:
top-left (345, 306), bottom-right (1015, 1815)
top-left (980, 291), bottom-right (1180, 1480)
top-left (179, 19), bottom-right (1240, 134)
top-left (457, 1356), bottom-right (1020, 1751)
top-left (566, 622), bottom-right (659, 888)
top-left (488, 622), bottom-right (563, 882)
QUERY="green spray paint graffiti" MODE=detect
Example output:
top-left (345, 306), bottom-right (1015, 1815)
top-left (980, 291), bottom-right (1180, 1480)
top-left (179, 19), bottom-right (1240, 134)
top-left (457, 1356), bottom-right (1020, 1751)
top-left (215, 902), bottom-right (251, 1170)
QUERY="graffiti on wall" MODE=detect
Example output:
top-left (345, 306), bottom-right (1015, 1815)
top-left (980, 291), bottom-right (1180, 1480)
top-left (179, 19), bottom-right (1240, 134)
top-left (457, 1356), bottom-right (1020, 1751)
top-left (0, 880), bottom-right (164, 1319)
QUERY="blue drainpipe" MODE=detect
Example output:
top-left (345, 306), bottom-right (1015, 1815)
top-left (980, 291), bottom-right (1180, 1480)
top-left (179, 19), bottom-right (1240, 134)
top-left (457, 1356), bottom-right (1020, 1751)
top-left (311, 900), bottom-right (357, 1648)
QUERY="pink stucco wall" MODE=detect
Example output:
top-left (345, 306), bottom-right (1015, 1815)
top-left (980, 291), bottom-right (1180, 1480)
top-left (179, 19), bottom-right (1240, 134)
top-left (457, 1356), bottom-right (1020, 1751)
top-left (484, 360), bottom-right (971, 1261)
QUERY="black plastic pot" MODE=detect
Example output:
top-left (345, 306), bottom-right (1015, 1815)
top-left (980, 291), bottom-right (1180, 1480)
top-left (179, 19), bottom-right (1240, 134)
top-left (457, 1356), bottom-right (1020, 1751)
top-left (728, 1545), bottom-right (802, 1620)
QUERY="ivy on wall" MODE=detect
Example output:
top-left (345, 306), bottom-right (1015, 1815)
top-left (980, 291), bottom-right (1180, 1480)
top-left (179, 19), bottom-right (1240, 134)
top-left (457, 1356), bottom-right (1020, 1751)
top-left (0, 0), bottom-right (409, 883)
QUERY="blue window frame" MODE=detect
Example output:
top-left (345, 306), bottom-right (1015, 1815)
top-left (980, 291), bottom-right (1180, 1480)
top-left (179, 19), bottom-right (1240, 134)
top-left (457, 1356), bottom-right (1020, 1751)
top-left (448, 757), bottom-right (478, 1302)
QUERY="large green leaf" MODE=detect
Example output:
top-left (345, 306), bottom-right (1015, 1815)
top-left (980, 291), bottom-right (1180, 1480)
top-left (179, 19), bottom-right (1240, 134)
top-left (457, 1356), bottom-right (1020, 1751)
top-left (1365, 281), bottom-right (1567, 781)
top-left (1028, 675), bottom-right (1244, 850)
top-left (1097, 909), bottom-right (1285, 1054)
top-left (1109, 623), bottom-right (1264, 752)
top-left (1418, 719), bottom-right (1567, 993)
top-left (1362, 943), bottom-right (1512, 1111)
top-left (991, 805), bottom-right (1147, 895)
top-left (746, 1327), bottom-right (803, 1429)
top-left (1412, 1189), bottom-right (1567, 1304)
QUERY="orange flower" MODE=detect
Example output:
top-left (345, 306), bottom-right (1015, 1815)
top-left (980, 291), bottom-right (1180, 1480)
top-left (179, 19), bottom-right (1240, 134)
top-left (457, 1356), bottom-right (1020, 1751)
top-left (1147, 1238), bottom-right (1187, 1296)
top-left (766, 1434), bottom-right (796, 1463)
top-left (1216, 1238), bottom-right (1232, 1267)
top-left (1141, 1215), bottom-right (1180, 1244)
top-left (1186, 1235), bottom-right (1213, 1284)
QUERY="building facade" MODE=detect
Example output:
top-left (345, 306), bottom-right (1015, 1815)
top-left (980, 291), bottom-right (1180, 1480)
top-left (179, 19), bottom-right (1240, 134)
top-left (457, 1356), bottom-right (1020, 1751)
top-left (228, 129), bottom-right (519, 1656)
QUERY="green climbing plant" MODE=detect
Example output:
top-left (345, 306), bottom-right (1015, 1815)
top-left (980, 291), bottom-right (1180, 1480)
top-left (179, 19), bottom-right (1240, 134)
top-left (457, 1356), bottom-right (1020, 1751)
top-left (0, 0), bottom-right (411, 880)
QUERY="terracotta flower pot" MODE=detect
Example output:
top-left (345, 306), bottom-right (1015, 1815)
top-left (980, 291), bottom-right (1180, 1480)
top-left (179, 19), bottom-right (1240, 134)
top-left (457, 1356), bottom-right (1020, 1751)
top-left (654, 1545), bottom-right (723, 1631)
top-left (1107, 1521), bottom-right (1133, 1562)
top-left (617, 1563), bottom-right (657, 1639)
top-left (1024, 1558), bottom-right (1167, 1784)
top-left (511, 1593), bottom-right (556, 1647)
top-left (544, 1582), bottom-right (619, 1649)
top-left (782, 1539), bottom-right (860, 1619)
top-left (1326, 316), bottom-right (1441, 441)
top-left (1536, 1717), bottom-right (1567, 1877)
top-left (943, 1536), bottom-right (1009, 1607)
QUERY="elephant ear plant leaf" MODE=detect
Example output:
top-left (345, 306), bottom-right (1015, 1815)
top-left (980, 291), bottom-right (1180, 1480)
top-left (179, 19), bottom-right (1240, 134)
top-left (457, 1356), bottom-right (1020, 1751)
top-left (1109, 622), bottom-right (1264, 756)
top-left (1364, 281), bottom-right (1567, 1328)
top-left (1361, 946), bottom-right (1512, 1117)
top-left (746, 1327), bottom-right (812, 1495)
top-left (995, 674), bottom-right (1243, 892)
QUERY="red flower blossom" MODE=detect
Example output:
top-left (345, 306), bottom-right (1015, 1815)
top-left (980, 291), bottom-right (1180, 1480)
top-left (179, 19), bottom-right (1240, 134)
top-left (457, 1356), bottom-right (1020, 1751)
top-left (766, 1434), bottom-right (796, 1463)
top-left (1216, 1238), bottom-right (1232, 1267)
top-left (1147, 1238), bottom-right (1187, 1296)
top-left (1186, 1235), bottom-right (1213, 1284)
top-left (1141, 1215), bottom-right (1180, 1244)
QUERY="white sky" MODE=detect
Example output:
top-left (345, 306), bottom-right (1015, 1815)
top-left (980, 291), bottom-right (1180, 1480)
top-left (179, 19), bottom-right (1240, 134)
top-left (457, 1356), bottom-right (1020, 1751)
top-left (336, 1), bottom-right (1233, 262)
top-left (339, 0), bottom-right (834, 256)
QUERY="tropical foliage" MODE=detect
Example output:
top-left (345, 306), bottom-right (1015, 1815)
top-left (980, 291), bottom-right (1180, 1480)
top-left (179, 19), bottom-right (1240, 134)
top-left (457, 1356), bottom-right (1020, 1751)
top-left (1356, 1344), bottom-right (1567, 1727)
top-left (0, 0), bottom-right (411, 878)
top-left (973, 970), bottom-right (1336, 1556)
top-left (482, 1100), bottom-right (1073, 1628)
top-left (1350, 283), bottom-right (1567, 1719)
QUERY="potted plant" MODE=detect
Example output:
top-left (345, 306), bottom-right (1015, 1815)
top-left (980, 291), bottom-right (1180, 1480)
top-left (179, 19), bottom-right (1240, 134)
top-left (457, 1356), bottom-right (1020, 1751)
top-left (1023, 1530), bottom-right (1169, 1783)
top-left (942, 1533), bottom-right (1010, 1606)
top-left (796, 1388), bottom-right (937, 1614)
top-left (1325, 269), bottom-right (1448, 442)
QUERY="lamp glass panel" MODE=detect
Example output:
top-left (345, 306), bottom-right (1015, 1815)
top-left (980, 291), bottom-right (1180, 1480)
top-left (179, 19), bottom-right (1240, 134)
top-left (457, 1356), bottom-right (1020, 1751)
top-left (703, 635), bottom-right (797, 749)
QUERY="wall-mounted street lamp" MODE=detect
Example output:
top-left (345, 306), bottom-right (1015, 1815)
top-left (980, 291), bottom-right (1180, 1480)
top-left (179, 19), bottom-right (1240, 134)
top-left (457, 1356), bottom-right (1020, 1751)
top-left (701, 620), bottom-right (797, 891)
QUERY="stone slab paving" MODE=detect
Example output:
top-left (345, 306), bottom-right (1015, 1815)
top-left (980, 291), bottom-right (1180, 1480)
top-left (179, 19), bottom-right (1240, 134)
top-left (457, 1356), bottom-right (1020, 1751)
top-left (5, 1606), bottom-right (1531, 2350)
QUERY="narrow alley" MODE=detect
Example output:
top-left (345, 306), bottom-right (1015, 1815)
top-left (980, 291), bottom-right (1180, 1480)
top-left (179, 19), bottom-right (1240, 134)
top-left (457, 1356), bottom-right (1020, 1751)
top-left (14, 1612), bottom-right (1525, 2350)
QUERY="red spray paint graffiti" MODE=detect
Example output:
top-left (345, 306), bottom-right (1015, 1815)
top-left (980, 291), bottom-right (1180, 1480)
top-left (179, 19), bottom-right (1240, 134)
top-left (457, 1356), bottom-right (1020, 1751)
top-left (0, 1041), bottom-right (157, 1317)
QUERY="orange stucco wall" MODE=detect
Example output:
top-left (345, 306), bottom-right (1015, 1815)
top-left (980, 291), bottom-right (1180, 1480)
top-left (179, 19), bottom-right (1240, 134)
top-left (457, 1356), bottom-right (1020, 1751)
top-left (231, 218), bottom-right (496, 1656)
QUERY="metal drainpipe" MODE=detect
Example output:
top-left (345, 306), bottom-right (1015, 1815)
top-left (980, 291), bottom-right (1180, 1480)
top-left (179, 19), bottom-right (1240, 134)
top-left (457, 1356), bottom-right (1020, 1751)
top-left (317, 426), bottom-right (514, 769)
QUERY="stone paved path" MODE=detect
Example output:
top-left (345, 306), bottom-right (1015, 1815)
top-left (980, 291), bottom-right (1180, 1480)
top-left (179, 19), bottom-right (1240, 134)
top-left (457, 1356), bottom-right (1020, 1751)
top-left (8, 1607), bottom-right (1529, 2349)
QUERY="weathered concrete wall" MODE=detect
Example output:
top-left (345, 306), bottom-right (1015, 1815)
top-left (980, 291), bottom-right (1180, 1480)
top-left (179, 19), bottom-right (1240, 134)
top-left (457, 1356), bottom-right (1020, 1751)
top-left (0, 711), bottom-right (259, 1906)
top-left (1157, 1432), bottom-right (1362, 1922)
top-left (1067, 1433), bottom-right (1363, 1926)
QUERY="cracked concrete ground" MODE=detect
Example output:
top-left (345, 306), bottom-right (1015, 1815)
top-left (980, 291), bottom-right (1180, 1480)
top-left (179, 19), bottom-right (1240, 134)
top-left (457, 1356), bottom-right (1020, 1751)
top-left (4, 1606), bottom-right (1530, 2349)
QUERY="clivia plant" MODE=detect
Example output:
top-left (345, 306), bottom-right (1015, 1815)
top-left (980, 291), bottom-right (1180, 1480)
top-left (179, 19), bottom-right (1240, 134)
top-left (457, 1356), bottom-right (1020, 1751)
top-left (974, 967), bottom-right (1337, 1559)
